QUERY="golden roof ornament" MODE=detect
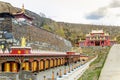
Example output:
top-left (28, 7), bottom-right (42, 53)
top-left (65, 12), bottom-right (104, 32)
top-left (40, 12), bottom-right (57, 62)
top-left (21, 36), bottom-right (26, 47)
top-left (21, 4), bottom-right (25, 13)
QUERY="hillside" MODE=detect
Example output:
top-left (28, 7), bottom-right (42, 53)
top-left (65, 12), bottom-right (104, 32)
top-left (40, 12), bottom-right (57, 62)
top-left (12, 25), bottom-right (72, 51)
top-left (0, 1), bottom-right (120, 51)
top-left (0, 1), bottom-right (18, 13)
top-left (39, 19), bottom-right (120, 45)
top-left (26, 10), bottom-right (120, 45)
top-left (0, 1), bottom-right (72, 51)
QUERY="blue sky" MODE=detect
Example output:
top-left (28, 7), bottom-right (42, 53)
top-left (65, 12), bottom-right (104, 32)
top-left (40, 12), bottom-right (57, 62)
top-left (0, 0), bottom-right (120, 26)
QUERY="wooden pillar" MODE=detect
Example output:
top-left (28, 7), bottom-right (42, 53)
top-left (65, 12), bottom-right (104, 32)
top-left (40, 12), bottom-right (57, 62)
top-left (54, 59), bottom-right (55, 67)
top-left (0, 63), bottom-right (2, 72)
top-left (31, 61), bottom-right (34, 72)
top-left (29, 61), bottom-right (32, 71)
top-left (60, 59), bottom-right (63, 65)
top-left (38, 61), bottom-right (40, 71)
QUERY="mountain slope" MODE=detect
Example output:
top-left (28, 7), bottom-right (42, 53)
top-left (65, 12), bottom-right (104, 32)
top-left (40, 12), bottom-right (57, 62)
top-left (0, 1), bottom-right (18, 13)
top-left (0, 1), bottom-right (72, 51)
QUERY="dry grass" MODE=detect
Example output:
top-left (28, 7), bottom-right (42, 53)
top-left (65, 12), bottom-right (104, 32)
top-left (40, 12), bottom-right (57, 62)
top-left (78, 47), bottom-right (110, 80)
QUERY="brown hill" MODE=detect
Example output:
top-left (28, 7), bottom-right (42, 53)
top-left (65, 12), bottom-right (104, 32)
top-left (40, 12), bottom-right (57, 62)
top-left (0, 1), bottom-right (18, 13)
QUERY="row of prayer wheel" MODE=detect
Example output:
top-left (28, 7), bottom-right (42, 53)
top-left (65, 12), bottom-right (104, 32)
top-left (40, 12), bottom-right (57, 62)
top-left (2, 58), bottom-right (66, 72)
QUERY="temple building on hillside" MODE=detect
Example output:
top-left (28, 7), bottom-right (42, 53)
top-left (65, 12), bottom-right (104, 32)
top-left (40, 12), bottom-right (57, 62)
top-left (0, 4), bottom-right (33, 33)
top-left (12, 4), bottom-right (33, 24)
top-left (78, 30), bottom-right (116, 47)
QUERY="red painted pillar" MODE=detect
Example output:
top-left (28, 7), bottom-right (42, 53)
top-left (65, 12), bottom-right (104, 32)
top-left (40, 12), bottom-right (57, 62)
top-left (84, 41), bottom-right (87, 46)
top-left (94, 41), bottom-right (95, 46)
top-left (89, 41), bottom-right (91, 46)
top-left (100, 40), bottom-right (101, 46)
top-left (105, 40), bottom-right (107, 46)
top-left (108, 40), bottom-right (110, 46)
top-left (103, 40), bottom-right (105, 46)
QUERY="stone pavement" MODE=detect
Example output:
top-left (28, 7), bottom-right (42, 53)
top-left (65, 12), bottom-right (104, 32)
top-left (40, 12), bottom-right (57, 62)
top-left (0, 72), bottom-right (18, 80)
top-left (99, 44), bottom-right (120, 80)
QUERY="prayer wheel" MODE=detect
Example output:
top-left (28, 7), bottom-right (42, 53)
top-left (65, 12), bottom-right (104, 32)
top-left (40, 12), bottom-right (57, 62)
top-left (4, 62), bottom-right (10, 72)
top-left (11, 62), bottom-right (18, 72)
top-left (40, 60), bottom-right (44, 70)
top-left (32, 61), bottom-right (38, 72)
top-left (25, 62), bottom-right (30, 71)
top-left (45, 60), bottom-right (49, 69)
top-left (50, 59), bottom-right (54, 68)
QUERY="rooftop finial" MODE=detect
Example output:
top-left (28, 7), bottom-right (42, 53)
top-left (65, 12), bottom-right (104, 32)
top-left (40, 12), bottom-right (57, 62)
top-left (21, 37), bottom-right (26, 47)
top-left (22, 4), bottom-right (25, 13)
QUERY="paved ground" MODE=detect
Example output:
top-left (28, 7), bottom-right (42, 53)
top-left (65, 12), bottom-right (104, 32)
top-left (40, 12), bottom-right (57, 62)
top-left (99, 44), bottom-right (120, 80)
top-left (0, 72), bottom-right (18, 80)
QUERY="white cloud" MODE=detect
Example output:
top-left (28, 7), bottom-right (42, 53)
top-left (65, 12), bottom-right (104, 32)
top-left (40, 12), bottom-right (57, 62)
top-left (91, 7), bottom-right (120, 26)
top-left (86, 0), bottom-right (120, 25)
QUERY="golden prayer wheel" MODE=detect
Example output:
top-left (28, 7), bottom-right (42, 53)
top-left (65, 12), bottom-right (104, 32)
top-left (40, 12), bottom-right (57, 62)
top-left (54, 59), bottom-right (56, 67)
top-left (11, 62), bottom-right (18, 72)
top-left (32, 61), bottom-right (37, 72)
top-left (45, 60), bottom-right (49, 69)
top-left (51, 59), bottom-right (54, 68)
top-left (40, 60), bottom-right (44, 70)
top-left (34, 61), bottom-right (37, 71)
top-left (25, 62), bottom-right (30, 71)
top-left (58, 59), bottom-right (60, 66)
top-left (22, 62), bottom-right (25, 70)
top-left (50, 60), bottom-right (52, 68)
top-left (4, 62), bottom-right (10, 72)
top-left (62, 59), bottom-right (65, 64)
top-left (52, 60), bottom-right (54, 67)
